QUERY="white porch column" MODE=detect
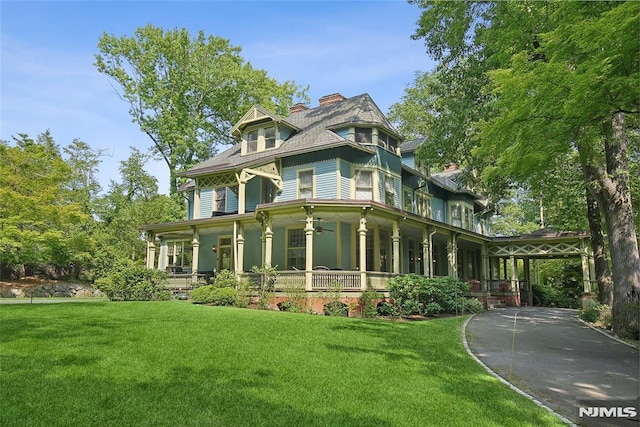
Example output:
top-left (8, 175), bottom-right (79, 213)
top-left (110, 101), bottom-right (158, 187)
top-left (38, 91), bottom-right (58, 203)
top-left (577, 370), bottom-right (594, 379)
top-left (358, 213), bottom-right (367, 290)
top-left (264, 216), bottom-right (273, 268)
top-left (193, 178), bottom-right (201, 219)
top-left (422, 229), bottom-right (430, 277)
top-left (447, 234), bottom-right (458, 278)
top-left (236, 222), bottom-right (245, 273)
top-left (191, 227), bottom-right (200, 283)
top-left (160, 241), bottom-right (169, 271)
top-left (304, 212), bottom-right (314, 291)
top-left (237, 172), bottom-right (247, 215)
top-left (146, 232), bottom-right (156, 269)
top-left (392, 220), bottom-right (401, 274)
top-left (481, 244), bottom-right (490, 291)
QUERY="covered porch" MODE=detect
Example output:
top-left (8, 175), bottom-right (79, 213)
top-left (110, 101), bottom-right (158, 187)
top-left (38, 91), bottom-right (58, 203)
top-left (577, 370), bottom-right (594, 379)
top-left (142, 200), bottom-right (487, 293)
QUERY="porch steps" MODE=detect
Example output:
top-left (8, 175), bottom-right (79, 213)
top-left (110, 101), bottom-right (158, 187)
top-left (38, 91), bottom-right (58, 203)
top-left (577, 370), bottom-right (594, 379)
top-left (486, 297), bottom-right (506, 310)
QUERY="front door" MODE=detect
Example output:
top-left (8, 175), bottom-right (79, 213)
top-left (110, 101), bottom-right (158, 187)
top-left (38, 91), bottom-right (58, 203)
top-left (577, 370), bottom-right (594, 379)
top-left (217, 236), bottom-right (233, 272)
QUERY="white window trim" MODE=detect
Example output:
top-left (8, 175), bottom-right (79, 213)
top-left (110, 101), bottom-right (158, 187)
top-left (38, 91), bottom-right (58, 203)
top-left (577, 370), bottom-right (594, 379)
top-left (384, 175), bottom-right (396, 207)
top-left (241, 124), bottom-right (280, 155)
top-left (352, 167), bottom-right (378, 201)
top-left (297, 168), bottom-right (315, 199)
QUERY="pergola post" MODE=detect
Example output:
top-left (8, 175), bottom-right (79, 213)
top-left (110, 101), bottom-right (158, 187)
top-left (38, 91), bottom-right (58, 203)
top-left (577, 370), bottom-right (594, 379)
top-left (509, 255), bottom-right (518, 292)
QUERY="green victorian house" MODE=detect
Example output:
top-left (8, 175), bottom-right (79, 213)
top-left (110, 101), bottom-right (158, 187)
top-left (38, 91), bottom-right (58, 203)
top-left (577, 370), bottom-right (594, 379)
top-left (142, 93), bottom-right (595, 310)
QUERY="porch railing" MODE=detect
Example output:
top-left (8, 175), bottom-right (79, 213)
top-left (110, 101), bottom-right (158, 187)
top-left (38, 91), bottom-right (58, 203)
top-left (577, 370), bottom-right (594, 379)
top-left (240, 270), bottom-right (364, 291)
top-left (312, 271), bottom-right (360, 290)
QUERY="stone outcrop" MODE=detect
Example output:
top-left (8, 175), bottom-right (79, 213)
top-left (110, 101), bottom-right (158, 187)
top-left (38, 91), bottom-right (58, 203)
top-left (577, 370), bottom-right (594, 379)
top-left (0, 280), bottom-right (102, 298)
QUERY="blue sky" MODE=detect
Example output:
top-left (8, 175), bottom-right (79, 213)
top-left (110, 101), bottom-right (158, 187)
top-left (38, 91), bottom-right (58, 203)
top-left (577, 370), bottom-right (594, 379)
top-left (1, 1), bottom-right (435, 194)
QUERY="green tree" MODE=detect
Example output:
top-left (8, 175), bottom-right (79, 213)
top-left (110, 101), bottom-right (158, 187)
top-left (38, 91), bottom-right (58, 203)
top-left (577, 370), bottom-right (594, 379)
top-left (95, 25), bottom-right (308, 194)
top-left (93, 148), bottom-right (183, 279)
top-left (0, 132), bottom-right (89, 279)
top-left (63, 138), bottom-right (104, 215)
top-left (403, 0), bottom-right (639, 337)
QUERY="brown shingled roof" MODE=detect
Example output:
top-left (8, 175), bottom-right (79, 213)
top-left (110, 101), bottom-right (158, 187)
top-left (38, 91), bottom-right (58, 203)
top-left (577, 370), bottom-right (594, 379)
top-left (181, 93), bottom-right (397, 178)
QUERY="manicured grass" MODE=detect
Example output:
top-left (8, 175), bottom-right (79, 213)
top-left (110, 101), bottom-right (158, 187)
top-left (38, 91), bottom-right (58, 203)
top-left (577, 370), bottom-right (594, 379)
top-left (0, 302), bottom-right (563, 426)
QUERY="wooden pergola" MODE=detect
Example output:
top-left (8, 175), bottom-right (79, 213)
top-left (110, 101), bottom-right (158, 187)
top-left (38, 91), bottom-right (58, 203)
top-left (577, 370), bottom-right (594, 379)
top-left (486, 232), bottom-right (594, 306)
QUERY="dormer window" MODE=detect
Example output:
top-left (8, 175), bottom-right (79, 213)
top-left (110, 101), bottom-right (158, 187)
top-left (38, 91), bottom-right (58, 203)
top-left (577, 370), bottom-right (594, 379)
top-left (264, 126), bottom-right (276, 149)
top-left (242, 125), bottom-right (279, 155)
top-left (247, 130), bottom-right (258, 153)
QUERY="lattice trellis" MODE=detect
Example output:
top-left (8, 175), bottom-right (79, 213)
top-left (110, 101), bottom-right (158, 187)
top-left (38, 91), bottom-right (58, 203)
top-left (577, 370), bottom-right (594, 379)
top-left (198, 173), bottom-right (237, 189)
top-left (488, 240), bottom-right (584, 257)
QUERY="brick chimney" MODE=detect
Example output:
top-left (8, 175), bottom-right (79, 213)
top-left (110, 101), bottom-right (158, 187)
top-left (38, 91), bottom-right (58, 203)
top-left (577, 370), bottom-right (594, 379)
top-left (319, 93), bottom-right (346, 107)
top-left (289, 103), bottom-right (309, 114)
top-left (444, 163), bottom-right (459, 172)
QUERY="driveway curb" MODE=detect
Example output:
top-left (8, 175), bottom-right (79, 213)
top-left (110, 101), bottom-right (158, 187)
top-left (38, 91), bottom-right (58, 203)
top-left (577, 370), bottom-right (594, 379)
top-left (461, 314), bottom-right (576, 426)
top-left (577, 318), bottom-right (638, 349)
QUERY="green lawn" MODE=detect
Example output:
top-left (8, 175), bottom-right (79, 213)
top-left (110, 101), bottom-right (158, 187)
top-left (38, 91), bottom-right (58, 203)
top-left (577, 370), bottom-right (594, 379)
top-left (0, 302), bottom-right (563, 426)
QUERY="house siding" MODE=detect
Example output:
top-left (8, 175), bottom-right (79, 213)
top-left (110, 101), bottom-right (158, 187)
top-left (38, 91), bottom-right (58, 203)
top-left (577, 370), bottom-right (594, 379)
top-left (227, 187), bottom-right (239, 213)
top-left (340, 160), bottom-right (351, 200)
top-left (281, 158), bottom-right (338, 200)
top-left (432, 197), bottom-right (446, 223)
top-left (199, 188), bottom-right (214, 218)
top-left (245, 177), bottom-right (261, 212)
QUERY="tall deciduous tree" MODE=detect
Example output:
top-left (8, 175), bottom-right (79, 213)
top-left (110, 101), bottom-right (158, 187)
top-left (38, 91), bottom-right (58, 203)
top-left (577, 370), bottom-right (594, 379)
top-left (402, 1), bottom-right (639, 337)
top-left (95, 25), bottom-right (308, 194)
top-left (63, 139), bottom-right (104, 215)
top-left (0, 132), bottom-right (89, 279)
top-left (93, 148), bottom-right (183, 279)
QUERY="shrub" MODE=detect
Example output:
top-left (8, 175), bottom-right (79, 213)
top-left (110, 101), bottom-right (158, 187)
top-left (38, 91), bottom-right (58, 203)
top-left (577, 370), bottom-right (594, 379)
top-left (282, 281), bottom-right (308, 313)
top-left (460, 298), bottom-right (485, 314)
top-left (388, 274), bottom-right (469, 315)
top-left (401, 299), bottom-right (422, 316)
top-left (190, 285), bottom-right (237, 306)
top-left (95, 262), bottom-right (169, 301)
top-left (211, 287), bottom-right (237, 306)
top-left (579, 299), bottom-right (600, 323)
top-left (424, 302), bottom-right (442, 316)
top-left (324, 301), bottom-right (349, 317)
top-left (377, 300), bottom-right (399, 317)
top-left (277, 300), bottom-right (295, 312)
top-left (251, 265), bottom-right (277, 309)
top-left (213, 269), bottom-right (239, 289)
top-left (235, 279), bottom-right (251, 308)
top-left (359, 288), bottom-right (382, 318)
top-left (190, 285), bottom-right (217, 304)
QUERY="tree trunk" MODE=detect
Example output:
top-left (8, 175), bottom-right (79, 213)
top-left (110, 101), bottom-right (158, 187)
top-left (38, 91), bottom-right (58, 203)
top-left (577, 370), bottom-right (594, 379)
top-left (585, 190), bottom-right (613, 305)
top-left (601, 112), bottom-right (640, 338)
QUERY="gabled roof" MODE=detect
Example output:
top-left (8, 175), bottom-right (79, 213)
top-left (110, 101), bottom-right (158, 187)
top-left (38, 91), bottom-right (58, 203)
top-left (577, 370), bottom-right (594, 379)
top-left (182, 93), bottom-right (396, 178)
top-left (400, 137), bottom-right (426, 154)
top-left (230, 104), bottom-right (300, 137)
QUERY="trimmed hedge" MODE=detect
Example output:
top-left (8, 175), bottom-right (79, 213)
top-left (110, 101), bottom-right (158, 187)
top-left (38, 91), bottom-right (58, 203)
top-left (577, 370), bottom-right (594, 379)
top-left (190, 285), bottom-right (237, 306)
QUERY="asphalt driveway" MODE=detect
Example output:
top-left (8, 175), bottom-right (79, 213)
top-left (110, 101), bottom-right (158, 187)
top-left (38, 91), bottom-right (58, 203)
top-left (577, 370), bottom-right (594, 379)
top-left (465, 307), bottom-right (639, 425)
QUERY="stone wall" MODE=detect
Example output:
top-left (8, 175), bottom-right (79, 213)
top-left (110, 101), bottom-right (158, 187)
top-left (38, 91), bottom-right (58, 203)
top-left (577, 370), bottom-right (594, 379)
top-left (0, 282), bottom-right (102, 298)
